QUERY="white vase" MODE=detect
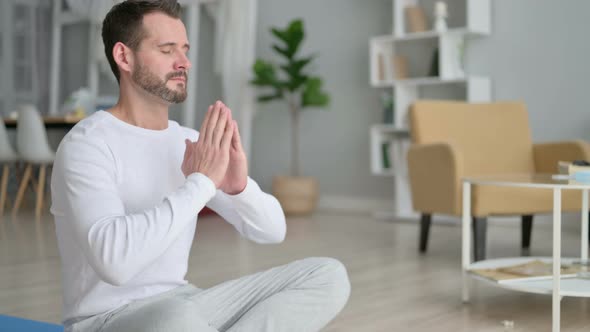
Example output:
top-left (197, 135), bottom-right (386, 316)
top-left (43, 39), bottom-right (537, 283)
top-left (434, 17), bottom-right (448, 32)
top-left (434, 1), bottom-right (448, 32)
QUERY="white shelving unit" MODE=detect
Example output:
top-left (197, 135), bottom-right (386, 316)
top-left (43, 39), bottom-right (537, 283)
top-left (369, 0), bottom-right (491, 218)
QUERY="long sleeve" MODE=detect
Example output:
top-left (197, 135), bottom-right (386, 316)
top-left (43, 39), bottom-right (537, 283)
top-left (51, 137), bottom-right (217, 286)
top-left (206, 177), bottom-right (286, 244)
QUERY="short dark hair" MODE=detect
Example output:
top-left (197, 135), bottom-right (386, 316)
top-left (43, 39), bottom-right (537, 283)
top-left (101, 0), bottom-right (182, 83)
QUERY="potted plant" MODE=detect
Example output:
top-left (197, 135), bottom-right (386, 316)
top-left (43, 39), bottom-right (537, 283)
top-left (251, 19), bottom-right (330, 215)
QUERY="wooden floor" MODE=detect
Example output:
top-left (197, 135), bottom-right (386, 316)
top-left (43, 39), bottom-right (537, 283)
top-left (1, 210), bottom-right (590, 331)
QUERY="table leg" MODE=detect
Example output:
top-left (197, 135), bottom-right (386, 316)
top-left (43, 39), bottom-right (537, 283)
top-left (462, 181), bottom-right (471, 303)
top-left (553, 188), bottom-right (561, 332)
top-left (582, 189), bottom-right (588, 261)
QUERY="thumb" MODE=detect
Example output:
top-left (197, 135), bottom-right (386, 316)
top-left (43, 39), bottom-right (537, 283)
top-left (232, 120), bottom-right (242, 149)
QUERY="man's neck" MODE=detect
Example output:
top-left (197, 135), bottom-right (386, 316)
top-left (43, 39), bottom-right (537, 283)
top-left (108, 83), bottom-right (170, 130)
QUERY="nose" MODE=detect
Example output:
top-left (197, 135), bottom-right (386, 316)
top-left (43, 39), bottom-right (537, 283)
top-left (175, 51), bottom-right (191, 71)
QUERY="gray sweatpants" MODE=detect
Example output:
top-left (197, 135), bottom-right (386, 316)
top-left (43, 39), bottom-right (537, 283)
top-left (68, 257), bottom-right (350, 332)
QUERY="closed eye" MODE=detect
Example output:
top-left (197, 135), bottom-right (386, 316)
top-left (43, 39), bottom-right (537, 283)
top-left (157, 42), bottom-right (190, 55)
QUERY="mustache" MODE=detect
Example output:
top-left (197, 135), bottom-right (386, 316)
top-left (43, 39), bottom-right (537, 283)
top-left (166, 71), bottom-right (188, 80)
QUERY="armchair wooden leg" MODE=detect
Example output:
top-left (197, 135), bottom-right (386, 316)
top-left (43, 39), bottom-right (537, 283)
top-left (13, 164), bottom-right (32, 215)
top-left (419, 214), bottom-right (432, 253)
top-left (35, 165), bottom-right (46, 218)
top-left (0, 165), bottom-right (9, 215)
top-left (521, 215), bottom-right (533, 255)
top-left (473, 217), bottom-right (487, 261)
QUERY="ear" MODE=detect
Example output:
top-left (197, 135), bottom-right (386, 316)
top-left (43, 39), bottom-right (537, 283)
top-left (112, 42), bottom-right (134, 77)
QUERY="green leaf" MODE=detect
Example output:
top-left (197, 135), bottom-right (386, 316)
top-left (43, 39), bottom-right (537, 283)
top-left (270, 19), bottom-right (304, 59)
top-left (279, 56), bottom-right (314, 79)
top-left (251, 60), bottom-right (281, 88)
top-left (302, 77), bottom-right (330, 108)
top-left (286, 75), bottom-right (308, 91)
top-left (270, 28), bottom-right (288, 44)
top-left (272, 45), bottom-right (291, 59)
top-left (257, 92), bottom-right (283, 102)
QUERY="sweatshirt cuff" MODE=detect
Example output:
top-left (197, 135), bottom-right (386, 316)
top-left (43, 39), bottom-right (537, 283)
top-left (187, 172), bottom-right (217, 200)
top-left (224, 177), bottom-right (260, 203)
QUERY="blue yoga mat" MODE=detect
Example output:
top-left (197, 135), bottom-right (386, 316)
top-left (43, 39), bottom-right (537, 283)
top-left (0, 315), bottom-right (63, 332)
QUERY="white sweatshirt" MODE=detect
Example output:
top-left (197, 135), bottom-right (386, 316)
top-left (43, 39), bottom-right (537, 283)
top-left (50, 111), bottom-right (286, 322)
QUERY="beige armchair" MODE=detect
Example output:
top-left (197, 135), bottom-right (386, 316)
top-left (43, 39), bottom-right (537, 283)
top-left (407, 100), bottom-right (590, 261)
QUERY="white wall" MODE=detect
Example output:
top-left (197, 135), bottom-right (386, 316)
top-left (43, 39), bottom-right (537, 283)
top-left (468, 0), bottom-right (590, 143)
top-left (251, 0), bottom-right (394, 207)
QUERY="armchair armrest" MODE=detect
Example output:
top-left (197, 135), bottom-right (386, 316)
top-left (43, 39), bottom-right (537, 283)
top-left (533, 140), bottom-right (590, 173)
top-left (407, 142), bottom-right (464, 215)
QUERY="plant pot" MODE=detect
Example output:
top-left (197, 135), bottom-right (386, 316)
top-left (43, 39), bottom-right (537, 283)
top-left (272, 176), bottom-right (318, 216)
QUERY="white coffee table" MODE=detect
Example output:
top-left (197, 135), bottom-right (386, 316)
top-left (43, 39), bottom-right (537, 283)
top-left (461, 174), bottom-right (590, 332)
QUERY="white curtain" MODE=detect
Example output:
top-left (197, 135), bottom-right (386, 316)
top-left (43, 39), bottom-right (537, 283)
top-left (206, 0), bottom-right (258, 158)
top-left (66, 0), bottom-right (119, 83)
top-left (66, 0), bottom-right (117, 23)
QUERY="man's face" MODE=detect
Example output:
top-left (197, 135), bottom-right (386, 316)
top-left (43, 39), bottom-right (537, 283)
top-left (131, 12), bottom-right (191, 104)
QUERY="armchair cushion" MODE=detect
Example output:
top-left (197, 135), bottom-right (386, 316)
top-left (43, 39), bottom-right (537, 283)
top-left (410, 101), bottom-right (535, 175)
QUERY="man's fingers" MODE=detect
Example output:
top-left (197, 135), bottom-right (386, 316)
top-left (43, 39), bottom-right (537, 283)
top-left (183, 139), bottom-right (191, 157)
top-left (212, 107), bottom-right (228, 147)
top-left (220, 119), bottom-right (233, 152)
top-left (199, 105), bottom-right (213, 143)
top-left (231, 120), bottom-right (242, 148)
top-left (226, 104), bottom-right (233, 123)
top-left (206, 101), bottom-right (222, 144)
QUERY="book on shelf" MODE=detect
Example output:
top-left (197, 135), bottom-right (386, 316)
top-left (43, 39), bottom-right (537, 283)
top-left (558, 161), bottom-right (590, 175)
top-left (471, 260), bottom-right (583, 283)
top-left (404, 5), bottom-right (428, 33)
top-left (381, 92), bottom-right (394, 124)
top-left (381, 142), bottom-right (391, 170)
top-left (392, 55), bottom-right (408, 79)
top-left (377, 53), bottom-right (408, 82)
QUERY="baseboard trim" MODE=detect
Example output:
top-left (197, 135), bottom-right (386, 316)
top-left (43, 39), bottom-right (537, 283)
top-left (317, 196), bottom-right (582, 232)
top-left (317, 195), bottom-right (392, 214)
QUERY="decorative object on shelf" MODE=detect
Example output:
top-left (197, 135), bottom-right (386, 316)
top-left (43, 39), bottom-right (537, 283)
top-left (428, 48), bottom-right (440, 77)
top-left (455, 39), bottom-right (466, 78)
top-left (556, 160), bottom-right (590, 182)
top-left (61, 87), bottom-right (96, 118)
top-left (434, 1), bottom-right (448, 32)
top-left (381, 142), bottom-right (391, 169)
top-left (558, 160), bottom-right (590, 175)
top-left (381, 91), bottom-right (394, 124)
top-left (251, 19), bottom-right (330, 215)
top-left (392, 55), bottom-right (408, 79)
top-left (404, 5), bottom-right (428, 33)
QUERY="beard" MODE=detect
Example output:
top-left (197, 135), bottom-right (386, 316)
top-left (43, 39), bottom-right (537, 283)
top-left (132, 62), bottom-right (188, 104)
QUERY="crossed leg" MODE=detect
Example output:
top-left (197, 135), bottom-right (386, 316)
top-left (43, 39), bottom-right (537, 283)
top-left (94, 257), bottom-right (350, 332)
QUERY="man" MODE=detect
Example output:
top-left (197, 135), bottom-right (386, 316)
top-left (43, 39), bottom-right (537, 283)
top-left (51, 1), bottom-right (350, 331)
